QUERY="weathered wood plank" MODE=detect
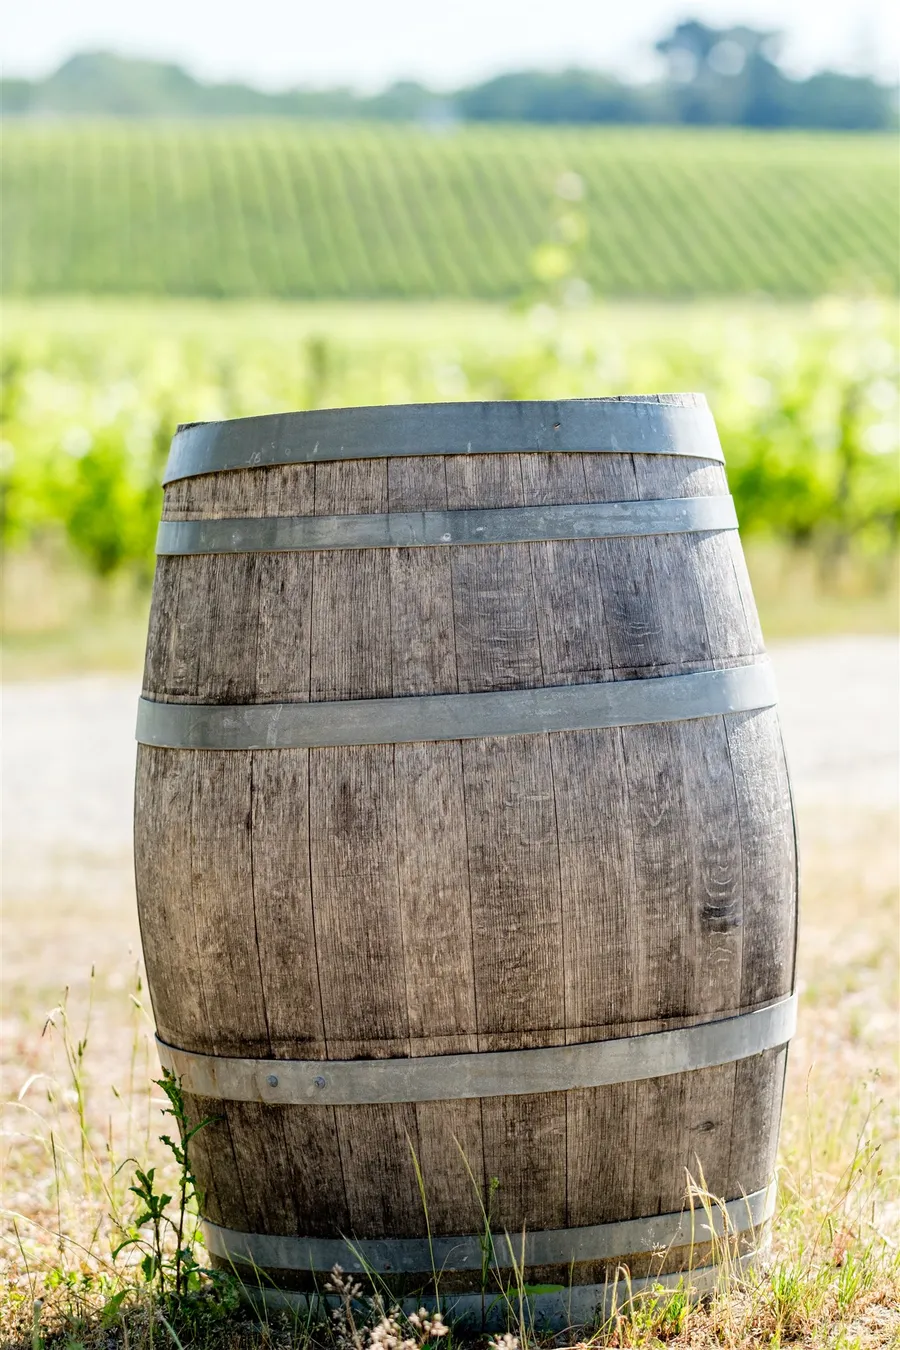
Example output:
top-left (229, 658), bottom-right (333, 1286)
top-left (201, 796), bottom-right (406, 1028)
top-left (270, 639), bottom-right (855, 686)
top-left (521, 452), bottom-right (613, 687)
top-left (632, 453), bottom-right (758, 668)
top-left (729, 1047), bottom-right (789, 1197)
top-left (309, 745), bottom-right (407, 1054)
top-left (413, 1099), bottom-right (486, 1236)
top-left (309, 546), bottom-right (392, 702)
top-left (162, 464), bottom-right (317, 519)
top-left (250, 749), bottom-right (323, 1057)
top-left (482, 1091), bottom-right (567, 1232)
top-left (598, 531), bottom-right (713, 678)
top-left (310, 744), bottom-right (416, 1233)
top-left (630, 1063), bottom-right (738, 1217)
top-left (444, 454), bottom-right (567, 1230)
top-left (186, 747), bottom-right (302, 1234)
top-left (388, 456), bottom-right (456, 698)
top-left (550, 729), bottom-right (639, 1037)
top-left (622, 716), bottom-right (744, 1221)
top-left (193, 554), bottom-right (263, 703)
top-left (310, 458), bottom-right (391, 702)
top-left (182, 1092), bottom-right (248, 1230)
top-left (334, 1102), bottom-right (426, 1237)
top-left (279, 1104), bottom-right (351, 1236)
top-left (463, 731), bottom-right (567, 1231)
top-left (314, 458), bottom-right (389, 516)
top-left (462, 733), bottom-right (564, 1049)
top-left (565, 1083), bottom-right (637, 1226)
top-left (221, 1103), bottom-right (300, 1235)
top-left (141, 559), bottom-right (191, 700)
top-left (310, 455), bottom-right (423, 1234)
top-left (614, 498), bottom-right (738, 1218)
top-left (386, 457), bottom-right (483, 1234)
top-left (255, 552), bottom-right (314, 703)
top-left (394, 742), bottom-right (476, 1053)
top-left (678, 717), bottom-right (744, 1018)
top-left (388, 454), bottom-right (456, 693)
top-left (445, 457), bottom-right (543, 695)
top-left (190, 751), bottom-right (269, 1057)
top-left (134, 746), bottom-right (205, 1049)
top-left (726, 708), bottom-right (797, 1006)
top-left (252, 457), bottom-right (317, 703)
top-left (394, 740), bottom-right (484, 1235)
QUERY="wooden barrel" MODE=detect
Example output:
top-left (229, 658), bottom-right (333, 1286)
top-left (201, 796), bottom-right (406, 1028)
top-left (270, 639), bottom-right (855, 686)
top-left (135, 396), bottom-right (797, 1328)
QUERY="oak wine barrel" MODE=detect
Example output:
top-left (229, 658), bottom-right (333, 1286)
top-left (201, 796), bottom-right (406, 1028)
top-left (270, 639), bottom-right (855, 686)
top-left (134, 396), bottom-right (797, 1329)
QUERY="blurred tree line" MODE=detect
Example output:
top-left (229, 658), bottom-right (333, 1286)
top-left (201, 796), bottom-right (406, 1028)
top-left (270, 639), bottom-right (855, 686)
top-left (3, 20), bottom-right (895, 130)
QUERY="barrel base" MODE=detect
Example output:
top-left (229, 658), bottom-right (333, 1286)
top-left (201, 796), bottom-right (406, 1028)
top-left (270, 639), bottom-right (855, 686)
top-left (204, 1184), bottom-right (775, 1330)
top-left (235, 1249), bottom-right (762, 1333)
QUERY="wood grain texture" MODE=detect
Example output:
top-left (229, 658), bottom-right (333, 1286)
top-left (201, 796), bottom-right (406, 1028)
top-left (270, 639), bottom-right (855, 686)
top-left (135, 420), bottom-right (797, 1287)
top-left (134, 746), bottom-right (204, 1049)
top-left (387, 458), bottom-right (486, 1234)
top-left (249, 749), bottom-right (323, 1058)
top-left (730, 1047), bottom-right (790, 1196)
top-left (443, 453), bottom-right (569, 1233)
top-left (727, 709), bottom-right (797, 1006)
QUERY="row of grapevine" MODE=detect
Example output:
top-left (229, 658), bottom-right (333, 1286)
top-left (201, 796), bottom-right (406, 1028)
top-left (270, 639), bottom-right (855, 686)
top-left (2, 123), bottom-right (896, 298)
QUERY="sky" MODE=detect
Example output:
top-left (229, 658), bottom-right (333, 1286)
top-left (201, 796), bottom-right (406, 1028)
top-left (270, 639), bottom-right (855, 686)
top-left (4, 0), bottom-right (898, 89)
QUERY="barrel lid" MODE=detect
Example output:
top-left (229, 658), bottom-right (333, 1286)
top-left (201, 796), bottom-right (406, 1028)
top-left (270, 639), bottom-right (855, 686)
top-left (164, 395), bottom-right (722, 483)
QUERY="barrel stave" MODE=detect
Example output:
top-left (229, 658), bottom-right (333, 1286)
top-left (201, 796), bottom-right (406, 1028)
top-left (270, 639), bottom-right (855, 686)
top-left (727, 708), bottom-right (797, 1005)
top-left (250, 749), bottom-right (323, 1054)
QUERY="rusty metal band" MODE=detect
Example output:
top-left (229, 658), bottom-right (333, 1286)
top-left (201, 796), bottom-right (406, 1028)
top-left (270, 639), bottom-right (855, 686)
top-left (163, 398), bottom-right (723, 483)
top-left (202, 1182), bottom-right (776, 1276)
top-left (156, 994), bottom-right (795, 1108)
top-left (155, 494), bottom-right (738, 556)
top-left (136, 660), bottom-right (776, 750)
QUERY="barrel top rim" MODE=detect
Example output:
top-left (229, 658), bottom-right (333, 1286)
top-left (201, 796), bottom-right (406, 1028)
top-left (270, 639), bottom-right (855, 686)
top-left (165, 395), bottom-right (721, 482)
top-left (175, 395), bottom-right (710, 436)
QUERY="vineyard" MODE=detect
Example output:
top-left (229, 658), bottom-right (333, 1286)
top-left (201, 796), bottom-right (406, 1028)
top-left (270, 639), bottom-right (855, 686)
top-left (1, 123), bottom-right (897, 299)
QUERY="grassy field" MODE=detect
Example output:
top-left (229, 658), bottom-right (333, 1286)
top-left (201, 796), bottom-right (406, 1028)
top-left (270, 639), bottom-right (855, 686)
top-left (1, 125), bottom-right (897, 299)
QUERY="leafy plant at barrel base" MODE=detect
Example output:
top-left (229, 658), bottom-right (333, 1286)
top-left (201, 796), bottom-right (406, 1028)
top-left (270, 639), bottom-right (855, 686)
top-left (112, 1069), bottom-right (234, 1315)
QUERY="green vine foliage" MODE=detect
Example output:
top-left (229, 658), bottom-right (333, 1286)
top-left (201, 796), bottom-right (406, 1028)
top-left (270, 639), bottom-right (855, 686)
top-left (112, 1071), bottom-right (236, 1324)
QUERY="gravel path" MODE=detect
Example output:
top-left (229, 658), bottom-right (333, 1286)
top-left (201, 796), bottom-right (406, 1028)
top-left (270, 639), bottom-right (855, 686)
top-left (3, 638), bottom-right (897, 902)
